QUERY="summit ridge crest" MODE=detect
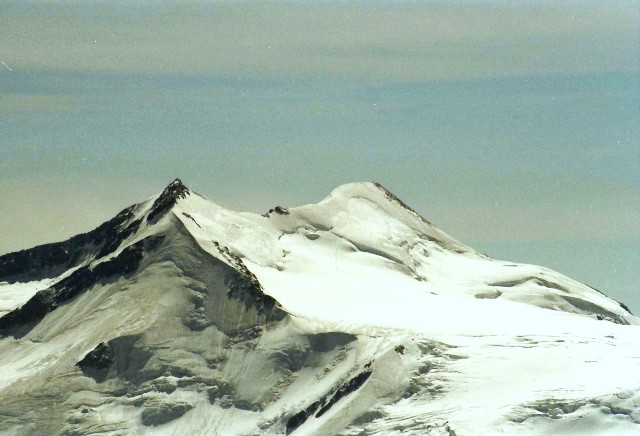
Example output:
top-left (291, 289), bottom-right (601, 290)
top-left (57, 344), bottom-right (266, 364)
top-left (147, 178), bottom-right (190, 223)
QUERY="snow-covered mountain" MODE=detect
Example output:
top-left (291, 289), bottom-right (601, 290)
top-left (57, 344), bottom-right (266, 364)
top-left (0, 179), bottom-right (638, 435)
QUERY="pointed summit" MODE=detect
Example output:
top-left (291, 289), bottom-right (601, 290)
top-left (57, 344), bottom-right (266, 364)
top-left (165, 178), bottom-right (190, 197)
top-left (146, 178), bottom-right (190, 223)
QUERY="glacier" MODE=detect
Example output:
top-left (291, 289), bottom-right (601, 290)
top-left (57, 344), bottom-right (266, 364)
top-left (0, 178), bottom-right (638, 435)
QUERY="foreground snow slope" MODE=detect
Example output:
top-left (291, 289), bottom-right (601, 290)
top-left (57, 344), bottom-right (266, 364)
top-left (0, 179), bottom-right (638, 435)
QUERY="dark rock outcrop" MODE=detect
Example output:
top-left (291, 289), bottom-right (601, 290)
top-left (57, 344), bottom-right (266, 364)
top-left (146, 178), bottom-right (190, 223)
top-left (315, 366), bottom-right (373, 418)
top-left (210, 239), bottom-right (286, 322)
top-left (266, 206), bottom-right (290, 216)
top-left (77, 342), bottom-right (115, 383)
top-left (0, 206), bottom-right (141, 284)
top-left (227, 270), bottom-right (286, 322)
top-left (286, 363), bottom-right (373, 434)
top-left (0, 235), bottom-right (163, 338)
top-left (77, 335), bottom-right (151, 384)
top-left (619, 302), bottom-right (633, 315)
top-left (372, 182), bottom-right (435, 227)
top-left (0, 179), bottom-right (191, 284)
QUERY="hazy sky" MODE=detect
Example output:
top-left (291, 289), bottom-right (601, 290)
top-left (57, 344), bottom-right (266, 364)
top-left (1, 1), bottom-right (639, 312)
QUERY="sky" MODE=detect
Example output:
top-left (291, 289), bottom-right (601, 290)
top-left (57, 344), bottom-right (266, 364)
top-left (1, 1), bottom-right (638, 312)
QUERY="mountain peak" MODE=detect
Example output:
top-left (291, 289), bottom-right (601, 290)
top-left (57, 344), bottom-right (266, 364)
top-left (166, 178), bottom-right (189, 195)
top-left (146, 178), bottom-right (190, 223)
top-left (325, 182), bottom-right (408, 205)
top-left (1, 180), bottom-right (639, 435)
top-left (324, 181), bottom-right (436, 228)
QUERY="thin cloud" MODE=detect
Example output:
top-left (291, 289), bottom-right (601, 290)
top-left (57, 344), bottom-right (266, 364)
top-left (1, 2), bottom-right (638, 81)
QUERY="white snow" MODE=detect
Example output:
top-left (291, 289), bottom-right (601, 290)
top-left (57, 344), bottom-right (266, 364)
top-left (0, 264), bottom-right (84, 317)
top-left (0, 181), bottom-right (638, 435)
top-left (0, 280), bottom-right (51, 317)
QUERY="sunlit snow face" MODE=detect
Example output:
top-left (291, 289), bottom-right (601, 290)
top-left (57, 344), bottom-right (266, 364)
top-left (0, 1), bottom-right (638, 313)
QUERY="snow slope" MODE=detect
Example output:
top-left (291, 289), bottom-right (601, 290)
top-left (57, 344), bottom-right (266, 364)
top-left (0, 179), bottom-right (638, 435)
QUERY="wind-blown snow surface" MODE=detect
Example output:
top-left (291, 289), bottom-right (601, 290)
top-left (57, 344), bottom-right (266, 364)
top-left (0, 179), bottom-right (638, 435)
